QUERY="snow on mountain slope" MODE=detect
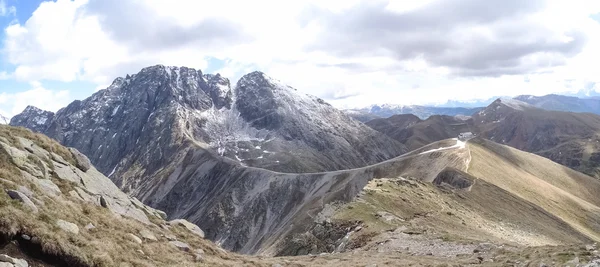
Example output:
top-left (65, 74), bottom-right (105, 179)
top-left (9, 65), bottom-right (407, 253)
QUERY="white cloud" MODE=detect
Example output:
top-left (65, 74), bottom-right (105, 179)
top-left (0, 0), bottom-right (16, 17)
top-left (0, 81), bottom-right (71, 118)
top-left (1, 0), bottom-right (600, 108)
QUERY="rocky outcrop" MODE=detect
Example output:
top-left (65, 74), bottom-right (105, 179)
top-left (0, 125), bottom-right (246, 266)
top-left (432, 168), bottom-right (474, 190)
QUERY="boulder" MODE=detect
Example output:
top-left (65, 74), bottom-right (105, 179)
top-left (168, 219), bottom-right (205, 238)
top-left (139, 229), bottom-right (157, 242)
top-left (56, 219), bottom-right (79, 235)
top-left (169, 241), bottom-right (191, 252)
top-left (126, 233), bottom-right (143, 244)
top-left (99, 196), bottom-right (108, 208)
top-left (34, 179), bottom-right (61, 197)
top-left (69, 148), bottom-right (91, 172)
top-left (6, 190), bottom-right (38, 213)
top-left (0, 254), bottom-right (28, 267)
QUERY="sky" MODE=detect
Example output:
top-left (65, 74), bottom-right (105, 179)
top-left (0, 0), bottom-right (599, 118)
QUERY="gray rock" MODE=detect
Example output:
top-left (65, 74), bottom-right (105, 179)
top-left (0, 254), bottom-right (28, 267)
top-left (84, 223), bottom-right (96, 231)
top-left (0, 262), bottom-right (13, 267)
top-left (56, 219), bottom-right (79, 234)
top-left (20, 234), bottom-right (31, 241)
top-left (34, 179), bottom-right (61, 197)
top-left (169, 241), bottom-right (191, 252)
top-left (99, 195), bottom-right (108, 208)
top-left (69, 148), bottom-right (91, 172)
top-left (139, 229), bottom-right (157, 242)
top-left (16, 186), bottom-right (34, 199)
top-left (6, 190), bottom-right (38, 213)
top-left (168, 219), bottom-right (205, 238)
top-left (164, 234), bottom-right (177, 241)
top-left (126, 233), bottom-right (142, 244)
top-left (581, 260), bottom-right (600, 267)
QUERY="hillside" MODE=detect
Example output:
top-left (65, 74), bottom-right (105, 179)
top-left (0, 125), bottom-right (265, 266)
top-left (2, 126), bottom-right (599, 266)
top-left (472, 98), bottom-right (600, 179)
top-left (366, 114), bottom-right (474, 150)
top-left (278, 137), bottom-right (600, 265)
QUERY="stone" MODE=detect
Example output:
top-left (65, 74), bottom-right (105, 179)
top-left (168, 219), bottom-right (205, 238)
top-left (16, 186), bottom-right (34, 198)
top-left (84, 223), bottom-right (96, 231)
top-left (56, 219), bottom-right (79, 235)
top-left (139, 229), bottom-right (157, 242)
top-left (0, 254), bottom-right (28, 267)
top-left (156, 210), bottom-right (168, 220)
top-left (69, 148), bottom-right (91, 172)
top-left (565, 257), bottom-right (579, 266)
top-left (169, 241), bottom-right (191, 252)
top-left (581, 259), bottom-right (600, 267)
top-left (165, 234), bottom-right (177, 241)
top-left (34, 179), bottom-right (61, 197)
top-left (20, 234), bottom-right (31, 241)
top-left (99, 196), bottom-right (108, 208)
top-left (126, 233), bottom-right (143, 244)
top-left (6, 190), bottom-right (38, 213)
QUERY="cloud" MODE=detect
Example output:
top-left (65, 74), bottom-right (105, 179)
top-left (1, 0), bottom-right (600, 108)
top-left (0, 0), bottom-right (16, 17)
top-left (303, 0), bottom-right (587, 77)
top-left (0, 81), bottom-right (71, 118)
top-left (84, 0), bottom-right (251, 51)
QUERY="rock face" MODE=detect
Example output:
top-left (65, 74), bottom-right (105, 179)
top-left (9, 65), bottom-right (407, 253)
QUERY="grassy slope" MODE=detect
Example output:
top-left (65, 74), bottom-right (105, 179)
top-left (467, 139), bottom-right (600, 241)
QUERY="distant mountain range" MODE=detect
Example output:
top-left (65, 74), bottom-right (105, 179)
top-left (344, 104), bottom-right (484, 122)
top-left (346, 93), bottom-right (600, 122)
top-left (366, 97), bottom-right (600, 179)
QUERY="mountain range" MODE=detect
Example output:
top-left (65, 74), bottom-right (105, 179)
top-left (6, 64), bottom-right (600, 266)
top-left (344, 104), bottom-right (483, 122)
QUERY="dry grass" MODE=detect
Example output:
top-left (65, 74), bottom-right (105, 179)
top-left (0, 126), bottom-right (75, 166)
top-left (468, 139), bottom-right (600, 242)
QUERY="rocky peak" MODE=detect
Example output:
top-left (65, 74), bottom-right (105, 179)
top-left (203, 73), bottom-right (232, 109)
top-left (9, 106), bottom-right (54, 133)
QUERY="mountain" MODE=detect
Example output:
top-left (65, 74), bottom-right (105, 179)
top-left (515, 94), bottom-right (600, 114)
top-left (470, 98), bottom-right (600, 179)
top-left (9, 65), bottom-right (406, 254)
top-left (365, 114), bottom-right (474, 150)
top-left (364, 98), bottom-right (600, 180)
top-left (344, 104), bottom-right (483, 122)
top-left (278, 137), bottom-right (600, 264)
top-left (4, 121), bottom-right (600, 265)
